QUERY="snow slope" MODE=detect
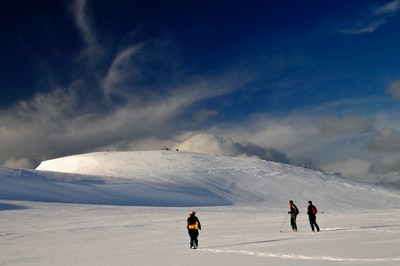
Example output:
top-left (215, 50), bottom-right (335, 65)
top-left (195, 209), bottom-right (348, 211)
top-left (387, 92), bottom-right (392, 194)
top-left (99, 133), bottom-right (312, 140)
top-left (1, 150), bottom-right (400, 266)
top-left (27, 150), bottom-right (400, 209)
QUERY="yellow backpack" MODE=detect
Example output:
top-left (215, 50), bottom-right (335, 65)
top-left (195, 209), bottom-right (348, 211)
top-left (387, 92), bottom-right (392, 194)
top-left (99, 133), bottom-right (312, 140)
top-left (188, 221), bottom-right (199, 229)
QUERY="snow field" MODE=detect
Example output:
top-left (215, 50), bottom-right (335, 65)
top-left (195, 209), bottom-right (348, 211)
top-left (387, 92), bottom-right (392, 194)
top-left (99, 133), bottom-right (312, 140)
top-left (1, 202), bottom-right (400, 266)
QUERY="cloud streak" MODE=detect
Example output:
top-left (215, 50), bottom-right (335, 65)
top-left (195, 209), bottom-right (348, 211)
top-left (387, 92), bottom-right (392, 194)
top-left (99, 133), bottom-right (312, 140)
top-left (71, 0), bottom-right (103, 60)
top-left (102, 45), bottom-right (143, 98)
top-left (338, 0), bottom-right (400, 34)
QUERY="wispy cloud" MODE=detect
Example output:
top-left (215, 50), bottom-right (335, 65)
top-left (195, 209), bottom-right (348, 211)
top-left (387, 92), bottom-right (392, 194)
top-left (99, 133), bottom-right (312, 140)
top-left (338, 0), bottom-right (400, 34)
top-left (102, 45), bottom-right (143, 97)
top-left (1, 0), bottom-right (254, 167)
top-left (0, 69), bottom-right (250, 168)
top-left (375, 0), bottom-right (400, 15)
top-left (71, 0), bottom-right (103, 59)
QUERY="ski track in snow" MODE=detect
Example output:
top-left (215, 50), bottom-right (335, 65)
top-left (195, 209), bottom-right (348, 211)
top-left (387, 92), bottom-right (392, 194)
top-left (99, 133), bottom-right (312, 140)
top-left (200, 248), bottom-right (400, 263)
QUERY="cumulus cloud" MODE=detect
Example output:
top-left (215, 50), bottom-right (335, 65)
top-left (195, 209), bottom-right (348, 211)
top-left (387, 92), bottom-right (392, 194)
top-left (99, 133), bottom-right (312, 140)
top-left (172, 132), bottom-right (290, 163)
top-left (317, 116), bottom-right (374, 137)
top-left (366, 128), bottom-right (400, 152)
top-left (387, 80), bottom-right (400, 99)
top-left (324, 159), bottom-right (371, 180)
top-left (338, 0), bottom-right (400, 34)
top-left (323, 157), bottom-right (400, 189)
top-left (373, 172), bottom-right (400, 189)
top-left (368, 155), bottom-right (400, 174)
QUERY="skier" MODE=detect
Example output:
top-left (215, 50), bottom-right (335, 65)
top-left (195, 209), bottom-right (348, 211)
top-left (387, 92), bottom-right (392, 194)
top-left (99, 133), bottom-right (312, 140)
top-left (307, 200), bottom-right (320, 232)
top-left (288, 200), bottom-right (299, 231)
top-left (187, 210), bottom-right (201, 249)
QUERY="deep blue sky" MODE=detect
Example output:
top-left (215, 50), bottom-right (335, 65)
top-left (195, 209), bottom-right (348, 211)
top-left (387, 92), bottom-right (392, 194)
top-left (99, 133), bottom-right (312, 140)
top-left (1, 0), bottom-right (400, 189)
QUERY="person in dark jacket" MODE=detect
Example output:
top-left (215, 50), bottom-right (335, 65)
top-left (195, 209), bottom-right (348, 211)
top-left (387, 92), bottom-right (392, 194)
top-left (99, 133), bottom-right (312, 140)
top-left (187, 211), bottom-right (201, 249)
top-left (307, 200), bottom-right (320, 232)
top-left (288, 200), bottom-right (299, 231)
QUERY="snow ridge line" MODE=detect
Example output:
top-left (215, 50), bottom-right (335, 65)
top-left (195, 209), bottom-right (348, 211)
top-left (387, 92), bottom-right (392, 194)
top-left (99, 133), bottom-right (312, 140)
top-left (200, 248), bottom-right (400, 262)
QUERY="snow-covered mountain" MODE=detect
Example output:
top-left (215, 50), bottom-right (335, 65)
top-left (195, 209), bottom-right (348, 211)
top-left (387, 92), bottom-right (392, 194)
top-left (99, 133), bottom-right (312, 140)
top-left (2, 150), bottom-right (399, 209)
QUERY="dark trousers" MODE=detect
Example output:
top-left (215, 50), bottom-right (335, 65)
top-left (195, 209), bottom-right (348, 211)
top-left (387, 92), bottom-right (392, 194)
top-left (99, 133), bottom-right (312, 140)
top-left (290, 214), bottom-right (298, 230)
top-left (308, 215), bottom-right (320, 232)
top-left (188, 229), bottom-right (199, 247)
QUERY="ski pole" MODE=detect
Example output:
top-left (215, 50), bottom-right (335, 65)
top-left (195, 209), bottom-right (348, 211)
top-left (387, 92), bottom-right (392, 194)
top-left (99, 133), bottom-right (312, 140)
top-left (279, 213), bottom-right (289, 232)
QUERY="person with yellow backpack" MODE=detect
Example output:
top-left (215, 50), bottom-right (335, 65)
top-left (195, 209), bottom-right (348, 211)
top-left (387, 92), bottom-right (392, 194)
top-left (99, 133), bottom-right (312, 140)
top-left (187, 211), bottom-right (201, 249)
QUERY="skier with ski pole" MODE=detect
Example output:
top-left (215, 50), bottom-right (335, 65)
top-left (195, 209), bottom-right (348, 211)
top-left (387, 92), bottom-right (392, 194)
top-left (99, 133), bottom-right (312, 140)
top-left (279, 212), bottom-right (289, 232)
top-left (288, 200), bottom-right (299, 231)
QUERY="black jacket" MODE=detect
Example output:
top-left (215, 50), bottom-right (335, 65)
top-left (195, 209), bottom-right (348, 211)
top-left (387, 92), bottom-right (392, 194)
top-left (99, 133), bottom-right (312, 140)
top-left (289, 204), bottom-right (299, 215)
top-left (307, 204), bottom-right (317, 216)
top-left (187, 215), bottom-right (201, 230)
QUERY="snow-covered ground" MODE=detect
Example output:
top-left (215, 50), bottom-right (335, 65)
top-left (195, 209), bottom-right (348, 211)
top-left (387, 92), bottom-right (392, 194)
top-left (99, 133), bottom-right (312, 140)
top-left (1, 150), bottom-right (400, 265)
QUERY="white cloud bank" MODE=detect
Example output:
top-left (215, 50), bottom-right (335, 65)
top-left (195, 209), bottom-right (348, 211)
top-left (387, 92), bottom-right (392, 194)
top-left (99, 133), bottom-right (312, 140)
top-left (367, 128), bottom-right (400, 153)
